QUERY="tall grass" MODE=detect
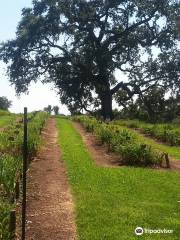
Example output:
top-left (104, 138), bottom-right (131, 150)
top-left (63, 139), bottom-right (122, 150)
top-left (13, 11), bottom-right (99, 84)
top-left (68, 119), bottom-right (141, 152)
top-left (0, 111), bottom-right (48, 239)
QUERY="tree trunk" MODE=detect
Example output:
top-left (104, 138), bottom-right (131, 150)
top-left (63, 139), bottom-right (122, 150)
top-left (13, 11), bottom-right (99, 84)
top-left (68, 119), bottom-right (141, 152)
top-left (100, 90), bottom-right (113, 120)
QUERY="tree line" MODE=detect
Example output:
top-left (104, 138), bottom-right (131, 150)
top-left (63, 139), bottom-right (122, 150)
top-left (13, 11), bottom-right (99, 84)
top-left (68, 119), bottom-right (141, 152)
top-left (44, 105), bottom-right (60, 115)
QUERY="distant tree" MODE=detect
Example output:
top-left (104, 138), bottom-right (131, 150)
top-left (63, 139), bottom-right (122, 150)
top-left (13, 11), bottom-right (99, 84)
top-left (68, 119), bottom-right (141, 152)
top-left (136, 87), bottom-right (166, 122)
top-left (0, 96), bottom-right (12, 110)
top-left (116, 86), bottom-right (180, 122)
top-left (164, 93), bottom-right (180, 121)
top-left (53, 106), bottom-right (59, 115)
top-left (0, 0), bottom-right (179, 119)
top-left (44, 105), bottom-right (52, 114)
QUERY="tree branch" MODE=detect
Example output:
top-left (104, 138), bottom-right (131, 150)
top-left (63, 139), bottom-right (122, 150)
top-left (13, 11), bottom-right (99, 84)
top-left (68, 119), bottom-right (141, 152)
top-left (103, 9), bottom-right (158, 48)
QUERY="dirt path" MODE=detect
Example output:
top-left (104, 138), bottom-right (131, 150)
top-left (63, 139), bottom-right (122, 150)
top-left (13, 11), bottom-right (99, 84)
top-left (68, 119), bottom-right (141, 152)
top-left (26, 118), bottom-right (77, 240)
top-left (73, 122), bottom-right (180, 171)
top-left (73, 122), bottom-right (120, 167)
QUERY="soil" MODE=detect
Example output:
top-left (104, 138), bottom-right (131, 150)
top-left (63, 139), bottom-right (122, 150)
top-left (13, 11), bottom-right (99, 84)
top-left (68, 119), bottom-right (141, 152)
top-left (73, 122), bottom-right (180, 171)
top-left (24, 118), bottom-right (77, 240)
top-left (73, 122), bottom-right (121, 167)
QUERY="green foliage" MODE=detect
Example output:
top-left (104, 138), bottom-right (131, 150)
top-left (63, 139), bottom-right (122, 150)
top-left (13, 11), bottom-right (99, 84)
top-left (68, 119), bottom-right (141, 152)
top-left (0, 154), bottom-right (21, 199)
top-left (0, 111), bottom-right (16, 129)
top-left (44, 105), bottom-right (52, 114)
top-left (172, 116), bottom-right (180, 124)
top-left (115, 89), bottom-right (180, 123)
top-left (114, 119), bottom-right (180, 146)
top-left (0, 201), bottom-right (12, 240)
top-left (57, 118), bottom-right (180, 240)
top-left (73, 116), bottom-right (164, 167)
top-left (0, 97), bottom-right (11, 111)
top-left (119, 144), bottom-right (162, 166)
top-left (0, 1), bottom-right (179, 119)
top-left (53, 106), bottom-right (59, 115)
top-left (0, 110), bottom-right (11, 116)
top-left (28, 112), bottom-right (48, 155)
top-left (0, 111), bottom-right (48, 238)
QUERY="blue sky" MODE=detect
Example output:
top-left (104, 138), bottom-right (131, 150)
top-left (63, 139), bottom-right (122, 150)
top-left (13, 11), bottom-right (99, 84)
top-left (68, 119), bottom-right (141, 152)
top-left (0, 0), bottom-right (69, 114)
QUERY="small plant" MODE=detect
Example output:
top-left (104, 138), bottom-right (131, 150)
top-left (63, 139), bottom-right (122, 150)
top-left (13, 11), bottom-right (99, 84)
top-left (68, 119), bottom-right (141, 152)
top-left (118, 144), bottom-right (162, 166)
top-left (73, 115), bottom-right (163, 167)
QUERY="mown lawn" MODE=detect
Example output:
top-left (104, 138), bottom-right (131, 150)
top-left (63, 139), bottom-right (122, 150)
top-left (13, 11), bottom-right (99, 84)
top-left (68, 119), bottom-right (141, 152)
top-left (57, 118), bottom-right (180, 240)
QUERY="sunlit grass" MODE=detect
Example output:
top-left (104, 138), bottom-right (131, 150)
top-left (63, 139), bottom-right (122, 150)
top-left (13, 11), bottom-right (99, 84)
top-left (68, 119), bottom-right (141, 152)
top-left (57, 118), bottom-right (180, 240)
top-left (0, 115), bottom-right (16, 128)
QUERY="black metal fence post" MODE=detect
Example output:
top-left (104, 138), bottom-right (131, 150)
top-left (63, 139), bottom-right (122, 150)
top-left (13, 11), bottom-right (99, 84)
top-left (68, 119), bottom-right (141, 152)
top-left (22, 107), bottom-right (28, 240)
top-left (9, 209), bottom-right (16, 239)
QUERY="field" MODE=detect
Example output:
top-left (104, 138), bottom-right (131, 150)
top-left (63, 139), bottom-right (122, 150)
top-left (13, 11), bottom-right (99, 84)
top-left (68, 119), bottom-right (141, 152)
top-left (57, 117), bottom-right (180, 240)
top-left (0, 114), bottom-right (180, 239)
top-left (0, 111), bottom-right (48, 239)
top-left (114, 119), bottom-right (180, 146)
top-left (0, 110), bottom-right (17, 129)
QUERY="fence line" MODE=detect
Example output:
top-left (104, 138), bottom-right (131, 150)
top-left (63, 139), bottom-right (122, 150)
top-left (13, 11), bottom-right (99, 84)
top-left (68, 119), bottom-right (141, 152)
top-left (22, 107), bottom-right (28, 240)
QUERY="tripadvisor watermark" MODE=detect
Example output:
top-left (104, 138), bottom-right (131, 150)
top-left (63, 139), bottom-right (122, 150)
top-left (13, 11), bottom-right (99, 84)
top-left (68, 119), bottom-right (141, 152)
top-left (135, 227), bottom-right (173, 236)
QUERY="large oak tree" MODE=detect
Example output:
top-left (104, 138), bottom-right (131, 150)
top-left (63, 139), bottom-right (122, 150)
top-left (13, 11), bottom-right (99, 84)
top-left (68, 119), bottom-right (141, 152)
top-left (0, 0), bottom-right (180, 119)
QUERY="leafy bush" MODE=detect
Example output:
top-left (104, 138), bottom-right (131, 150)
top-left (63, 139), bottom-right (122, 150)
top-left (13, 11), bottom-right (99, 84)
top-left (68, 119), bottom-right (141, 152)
top-left (73, 115), bottom-right (163, 167)
top-left (117, 144), bottom-right (162, 166)
top-left (114, 120), bottom-right (180, 146)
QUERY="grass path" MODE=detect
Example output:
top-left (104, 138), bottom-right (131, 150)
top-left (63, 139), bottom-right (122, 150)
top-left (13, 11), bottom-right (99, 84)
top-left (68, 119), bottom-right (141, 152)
top-left (125, 127), bottom-right (180, 161)
top-left (57, 118), bottom-right (180, 240)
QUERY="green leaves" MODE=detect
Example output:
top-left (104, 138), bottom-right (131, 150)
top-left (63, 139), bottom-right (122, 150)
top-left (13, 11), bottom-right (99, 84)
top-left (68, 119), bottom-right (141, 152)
top-left (0, 0), bottom-right (179, 119)
top-left (0, 111), bottom-right (48, 238)
top-left (74, 115), bottom-right (163, 166)
top-left (115, 119), bottom-right (180, 146)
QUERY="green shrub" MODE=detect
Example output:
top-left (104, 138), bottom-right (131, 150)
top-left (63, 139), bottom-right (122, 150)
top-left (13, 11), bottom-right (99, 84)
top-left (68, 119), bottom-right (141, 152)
top-left (73, 115), bottom-right (163, 167)
top-left (117, 144), bottom-right (162, 166)
top-left (114, 119), bottom-right (180, 146)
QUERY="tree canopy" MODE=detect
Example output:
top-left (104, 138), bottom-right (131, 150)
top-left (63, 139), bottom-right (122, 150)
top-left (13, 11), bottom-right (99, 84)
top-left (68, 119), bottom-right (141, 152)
top-left (53, 105), bottom-right (59, 115)
top-left (0, 0), bottom-right (180, 119)
top-left (0, 96), bottom-right (12, 110)
top-left (44, 105), bottom-right (52, 114)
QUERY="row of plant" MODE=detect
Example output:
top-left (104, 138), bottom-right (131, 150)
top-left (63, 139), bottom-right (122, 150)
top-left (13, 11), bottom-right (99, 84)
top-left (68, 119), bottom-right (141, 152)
top-left (0, 110), bottom-right (12, 117)
top-left (0, 111), bottom-right (48, 239)
top-left (58, 117), bottom-right (180, 240)
top-left (112, 119), bottom-right (180, 146)
top-left (73, 116), bottom-right (169, 167)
